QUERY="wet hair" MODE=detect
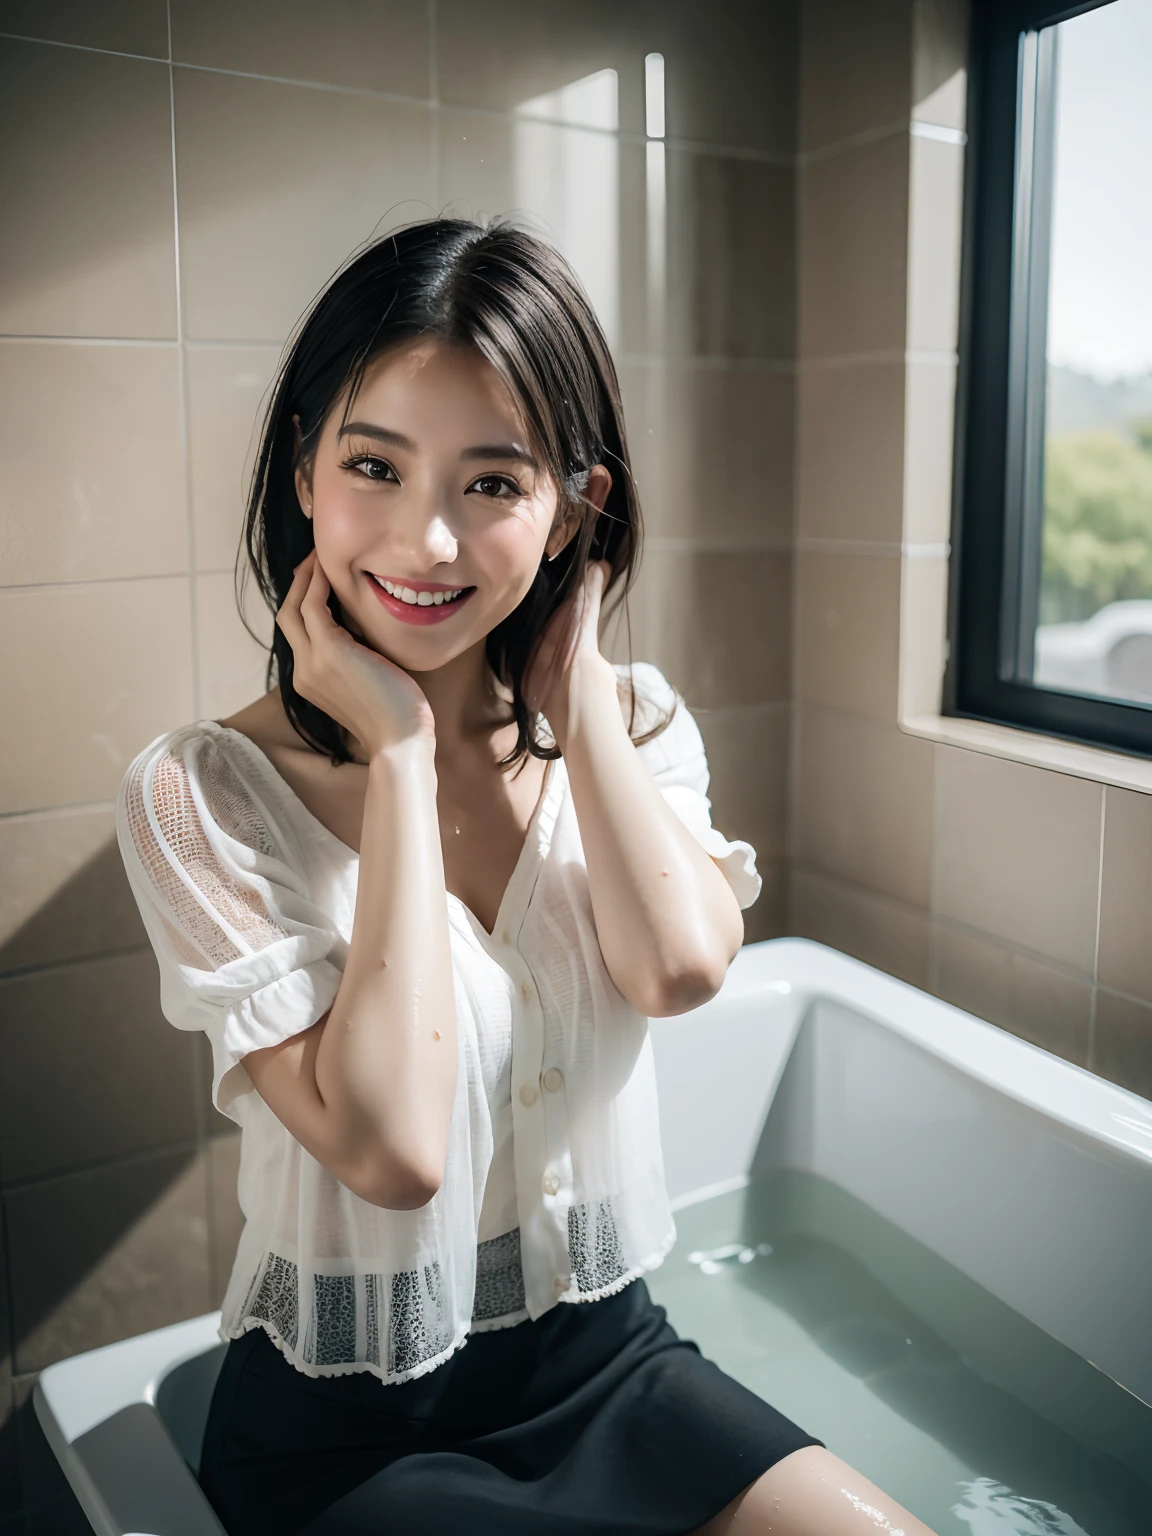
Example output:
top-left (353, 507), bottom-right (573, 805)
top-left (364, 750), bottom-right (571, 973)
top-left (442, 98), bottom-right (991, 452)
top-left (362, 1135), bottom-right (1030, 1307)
top-left (241, 217), bottom-right (657, 766)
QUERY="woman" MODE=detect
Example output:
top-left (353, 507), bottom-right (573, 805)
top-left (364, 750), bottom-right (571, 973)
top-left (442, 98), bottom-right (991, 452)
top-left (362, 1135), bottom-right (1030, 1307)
top-left (118, 220), bottom-right (934, 1536)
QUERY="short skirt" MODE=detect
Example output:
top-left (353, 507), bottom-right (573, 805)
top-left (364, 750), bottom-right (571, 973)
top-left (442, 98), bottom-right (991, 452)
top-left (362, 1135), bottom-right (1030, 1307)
top-left (198, 1279), bottom-right (821, 1536)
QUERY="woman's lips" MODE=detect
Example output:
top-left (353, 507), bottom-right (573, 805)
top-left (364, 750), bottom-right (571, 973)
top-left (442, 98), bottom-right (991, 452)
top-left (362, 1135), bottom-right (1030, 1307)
top-left (366, 574), bottom-right (477, 626)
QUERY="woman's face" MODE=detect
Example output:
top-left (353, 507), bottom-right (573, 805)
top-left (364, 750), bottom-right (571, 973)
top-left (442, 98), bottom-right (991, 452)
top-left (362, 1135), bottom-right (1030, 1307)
top-left (297, 337), bottom-right (594, 675)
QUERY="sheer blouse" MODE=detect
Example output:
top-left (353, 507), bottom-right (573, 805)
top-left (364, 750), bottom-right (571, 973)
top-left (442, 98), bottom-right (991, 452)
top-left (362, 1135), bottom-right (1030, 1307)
top-left (116, 663), bottom-right (760, 1383)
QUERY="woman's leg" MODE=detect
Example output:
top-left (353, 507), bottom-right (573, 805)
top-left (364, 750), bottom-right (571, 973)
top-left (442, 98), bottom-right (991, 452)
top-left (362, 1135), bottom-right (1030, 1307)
top-left (697, 1446), bottom-right (937, 1536)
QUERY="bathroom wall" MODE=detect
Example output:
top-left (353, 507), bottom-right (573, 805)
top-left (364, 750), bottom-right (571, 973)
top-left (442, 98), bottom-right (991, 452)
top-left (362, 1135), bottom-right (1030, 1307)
top-left (789, 0), bottom-right (1152, 1106)
top-left (0, 2), bottom-right (797, 1527)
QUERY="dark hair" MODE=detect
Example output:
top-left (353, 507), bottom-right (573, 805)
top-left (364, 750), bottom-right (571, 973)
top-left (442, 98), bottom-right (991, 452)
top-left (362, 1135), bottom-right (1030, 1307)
top-left (241, 217), bottom-right (657, 766)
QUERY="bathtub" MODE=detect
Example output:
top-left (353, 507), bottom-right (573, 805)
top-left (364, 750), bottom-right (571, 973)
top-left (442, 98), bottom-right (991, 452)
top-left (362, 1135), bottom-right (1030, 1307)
top-left (35, 938), bottom-right (1152, 1535)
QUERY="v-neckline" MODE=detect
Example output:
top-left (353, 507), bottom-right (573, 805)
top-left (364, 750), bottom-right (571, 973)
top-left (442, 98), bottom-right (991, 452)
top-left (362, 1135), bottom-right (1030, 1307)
top-left (206, 721), bottom-right (561, 943)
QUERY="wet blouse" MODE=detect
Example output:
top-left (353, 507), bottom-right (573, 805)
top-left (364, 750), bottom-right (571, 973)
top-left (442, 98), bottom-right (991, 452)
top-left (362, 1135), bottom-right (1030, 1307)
top-left (117, 664), bottom-right (760, 1383)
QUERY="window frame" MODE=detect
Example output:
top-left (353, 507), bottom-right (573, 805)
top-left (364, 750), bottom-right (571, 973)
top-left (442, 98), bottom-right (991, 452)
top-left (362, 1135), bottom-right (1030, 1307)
top-left (948, 0), bottom-right (1152, 756)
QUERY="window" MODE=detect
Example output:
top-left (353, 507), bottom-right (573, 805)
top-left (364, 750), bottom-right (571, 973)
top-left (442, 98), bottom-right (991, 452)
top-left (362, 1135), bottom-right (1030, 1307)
top-left (952, 0), bottom-right (1152, 755)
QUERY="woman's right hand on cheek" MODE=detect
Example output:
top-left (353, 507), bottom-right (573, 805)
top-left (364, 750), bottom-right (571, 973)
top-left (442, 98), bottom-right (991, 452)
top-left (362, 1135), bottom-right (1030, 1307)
top-left (276, 551), bottom-right (435, 757)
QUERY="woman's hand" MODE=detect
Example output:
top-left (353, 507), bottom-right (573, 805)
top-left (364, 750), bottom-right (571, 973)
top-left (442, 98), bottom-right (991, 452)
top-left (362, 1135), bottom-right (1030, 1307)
top-left (524, 559), bottom-right (615, 747)
top-left (276, 551), bottom-right (434, 757)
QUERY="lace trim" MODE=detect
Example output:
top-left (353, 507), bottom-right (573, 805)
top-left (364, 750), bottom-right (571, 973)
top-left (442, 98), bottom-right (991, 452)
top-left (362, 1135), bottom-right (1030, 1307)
top-left (568, 1198), bottom-right (629, 1296)
top-left (125, 742), bottom-right (288, 968)
top-left (472, 1228), bottom-right (527, 1323)
top-left (230, 1210), bottom-right (670, 1378)
top-left (239, 1252), bottom-right (456, 1377)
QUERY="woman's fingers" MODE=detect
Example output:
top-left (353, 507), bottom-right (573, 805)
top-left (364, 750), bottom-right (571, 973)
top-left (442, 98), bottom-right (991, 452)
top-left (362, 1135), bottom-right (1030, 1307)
top-left (299, 553), bottom-right (338, 643)
top-left (275, 551), bottom-right (315, 650)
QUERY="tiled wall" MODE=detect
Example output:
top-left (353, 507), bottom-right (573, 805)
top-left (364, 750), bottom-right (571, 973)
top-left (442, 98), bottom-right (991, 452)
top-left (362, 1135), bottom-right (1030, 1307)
top-left (0, 2), bottom-right (796, 1527)
top-left (788, 0), bottom-right (1152, 1106)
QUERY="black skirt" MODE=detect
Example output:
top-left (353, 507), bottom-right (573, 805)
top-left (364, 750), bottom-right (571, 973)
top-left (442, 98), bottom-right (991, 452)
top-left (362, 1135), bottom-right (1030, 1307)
top-left (199, 1279), bottom-right (821, 1536)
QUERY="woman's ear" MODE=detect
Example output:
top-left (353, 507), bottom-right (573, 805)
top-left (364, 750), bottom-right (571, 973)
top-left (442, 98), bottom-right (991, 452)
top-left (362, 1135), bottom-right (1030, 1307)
top-left (292, 416), bottom-right (313, 519)
top-left (544, 464), bottom-right (612, 558)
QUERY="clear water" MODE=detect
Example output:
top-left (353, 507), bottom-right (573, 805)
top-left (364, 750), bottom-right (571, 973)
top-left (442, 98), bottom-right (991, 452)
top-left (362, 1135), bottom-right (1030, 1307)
top-left (646, 1173), bottom-right (1152, 1535)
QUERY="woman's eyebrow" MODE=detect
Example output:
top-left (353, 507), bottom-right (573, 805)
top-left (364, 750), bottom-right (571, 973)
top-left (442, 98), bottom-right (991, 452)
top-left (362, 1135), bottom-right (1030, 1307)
top-left (337, 421), bottom-right (415, 450)
top-left (461, 443), bottom-right (538, 468)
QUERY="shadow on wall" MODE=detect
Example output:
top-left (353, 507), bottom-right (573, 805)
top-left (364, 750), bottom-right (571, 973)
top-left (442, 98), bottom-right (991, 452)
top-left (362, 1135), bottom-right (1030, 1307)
top-left (0, 834), bottom-right (243, 1517)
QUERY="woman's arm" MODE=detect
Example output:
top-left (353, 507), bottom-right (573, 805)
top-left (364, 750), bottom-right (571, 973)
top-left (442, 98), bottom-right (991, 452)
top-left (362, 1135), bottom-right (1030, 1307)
top-left (539, 569), bottom-right (745, 1018)
top-left (242, 555), bottom-right (457, 1210)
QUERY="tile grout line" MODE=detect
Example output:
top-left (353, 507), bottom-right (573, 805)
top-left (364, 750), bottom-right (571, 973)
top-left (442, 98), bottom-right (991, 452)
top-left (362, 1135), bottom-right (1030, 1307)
top-left (0, 31), bottom-right (795, 167)
top-left (166, 6), bottom-right (202, 724)
top-left (427, 0), bottom-right (440, 210)
top-left (1089, 785), bottom-right (1107, 1068)
top-left (0, 1136), bottom-right (205, 1199)
top-left (0, 943), bottom-right (153, 987)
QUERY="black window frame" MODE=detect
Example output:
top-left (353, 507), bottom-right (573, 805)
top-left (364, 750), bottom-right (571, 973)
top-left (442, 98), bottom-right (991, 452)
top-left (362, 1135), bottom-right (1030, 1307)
top-left (948, 0), bottom-right (1152, 756)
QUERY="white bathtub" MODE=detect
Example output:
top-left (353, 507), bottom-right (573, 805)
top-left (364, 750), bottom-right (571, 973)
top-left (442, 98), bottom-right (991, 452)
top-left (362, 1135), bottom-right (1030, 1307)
top-left (651, 939), bottom-right (1152, 1410)
top-left (36, 938), bottom-right (1152, 1535)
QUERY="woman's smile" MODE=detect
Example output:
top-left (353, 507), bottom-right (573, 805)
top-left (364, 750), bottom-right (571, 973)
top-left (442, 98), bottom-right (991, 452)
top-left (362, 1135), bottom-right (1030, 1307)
top-left (366, 572), bottom-right (477, 625)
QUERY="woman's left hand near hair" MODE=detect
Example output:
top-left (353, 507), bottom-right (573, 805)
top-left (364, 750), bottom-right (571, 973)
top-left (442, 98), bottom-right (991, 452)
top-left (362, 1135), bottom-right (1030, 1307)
top-left (524, 559), bottom-right (615, 746)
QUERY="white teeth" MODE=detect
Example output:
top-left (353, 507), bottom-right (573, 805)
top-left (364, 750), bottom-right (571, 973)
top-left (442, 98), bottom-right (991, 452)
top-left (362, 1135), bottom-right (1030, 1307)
top-left (378, 578), bottom-right (464, 607)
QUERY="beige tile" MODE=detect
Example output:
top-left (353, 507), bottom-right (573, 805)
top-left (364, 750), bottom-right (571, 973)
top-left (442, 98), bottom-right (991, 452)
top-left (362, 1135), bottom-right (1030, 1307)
top-left (620, 361), bottom-right (793, 547)
top-left (186, 345), bottom-right (282, 571)
top-left (1092, 990), bottom-right (1152, 1102)
top-left (912, 0), bottom-right (968, 129)
top-left (196, 571), bottom-right (273, 722)
top-left (0, 578), bottom-right (194, 815)
top-left (0, 0), bottom-right (168, 54)
top-left (0, 950), bottom-right (199, 1183)
top-left (0, 342), bottom-right (185, 585)
top-left (7, 1148), bottom-right (210, 1373)
top-left (0, 807), bottom-right (145, 975)
top-left (438, 108), bottom-right (634, 356)
top-left (647, 1), bottom-right (798, 155)
top-left (903, 356), bottom-right (957, 544)
top-left (800, 0), bottom-right (912, 154)
top-left (789, 866), bottom-right (931, 988)
top-left (208, 1132), bottom-right (244, 1307)
top-left (694, 703), bottom-right (790, 864)
top-left (633, 549), bottom-right (791, 710)
top-left (0, 41), bottom-right (176, 338)
top-left (906, 134), bottom-right (964, 354)
top-left (898, 554), bottom-right (949, 719)
top-left (932, 923), bottom-right (1092, 1066)
top-left (666, 148), bottom-right (794, 360)
top-left (932, 747), bottom-right (1102, 975)
top-left (744, 860), bottom-right (786, 945)
top-left (797, 550), bottom-right (901, 721)
top-left (800, 131), bottom-right (909, 361)
top-left (435, 0), bottom-right (646, 135)
top-left (175, 70), bottom-right (434, 341)
top-left (792, 704), bottom-right (935, 906)
top-left (170, 0), bottom-right (431, 94)
top-left (1098, 787), bottom-right (1152, 1006)
top-left (797, 361), bottom-right (905, 543)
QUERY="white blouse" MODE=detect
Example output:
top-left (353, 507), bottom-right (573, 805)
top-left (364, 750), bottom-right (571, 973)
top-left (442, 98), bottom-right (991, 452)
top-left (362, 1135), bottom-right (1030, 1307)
top-left (117, 663), bottom-right (760, 1383)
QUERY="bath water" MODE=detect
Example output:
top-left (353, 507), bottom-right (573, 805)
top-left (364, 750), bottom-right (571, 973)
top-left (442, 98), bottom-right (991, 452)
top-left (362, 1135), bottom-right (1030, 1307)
top-left (646, 1173), bottom-right (1151, 1535)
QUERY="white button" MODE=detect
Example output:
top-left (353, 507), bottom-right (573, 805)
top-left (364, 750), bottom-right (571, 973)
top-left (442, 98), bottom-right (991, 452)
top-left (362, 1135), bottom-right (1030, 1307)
top-left (542, 1067), bottom-right (563, 1093)
top-left (542, 1172), bottom-right (560, 1196)
top-left (518, 1083), bottom-right (539, 1108)
top-left (520, 981), bottom-right (533, 1005)
top-left (553, 1275), bottom-right (567, 1296)
top-left (500, 930), bottom-right (512, 946)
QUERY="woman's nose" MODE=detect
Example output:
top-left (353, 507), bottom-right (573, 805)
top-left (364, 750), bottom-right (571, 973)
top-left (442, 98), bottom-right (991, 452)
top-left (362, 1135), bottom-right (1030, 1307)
top-left (391, 502), bottom-right (458, 570)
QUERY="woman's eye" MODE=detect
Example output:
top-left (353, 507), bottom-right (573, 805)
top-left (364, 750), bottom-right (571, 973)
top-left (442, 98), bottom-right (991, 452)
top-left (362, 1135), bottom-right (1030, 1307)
top-left (469, 473), bottom-right (520, 499)
top-left (342, 454), bottom-right (398, 483)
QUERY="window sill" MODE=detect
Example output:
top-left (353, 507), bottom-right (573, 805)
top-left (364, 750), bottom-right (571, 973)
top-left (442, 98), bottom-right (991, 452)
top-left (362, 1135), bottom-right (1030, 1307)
top-left (900, 712), bottom-right (1152, 795)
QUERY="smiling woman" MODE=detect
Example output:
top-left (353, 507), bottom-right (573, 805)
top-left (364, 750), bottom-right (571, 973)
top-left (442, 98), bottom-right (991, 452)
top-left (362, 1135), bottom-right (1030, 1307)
top-left (115, 218), bottom-right (937, 1536)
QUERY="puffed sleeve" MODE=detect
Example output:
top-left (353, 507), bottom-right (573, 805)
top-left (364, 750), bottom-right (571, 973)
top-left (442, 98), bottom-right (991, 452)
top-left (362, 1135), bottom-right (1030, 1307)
top-left (620, 662), bottom-right (762, 910)
top-left (116, 728), bottom-right (346, 1122)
